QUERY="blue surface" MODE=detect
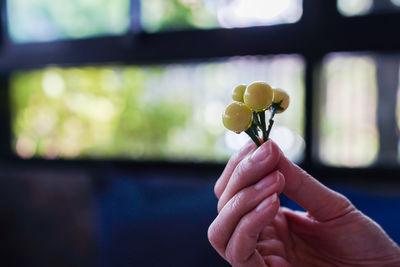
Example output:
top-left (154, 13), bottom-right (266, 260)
top-left (95, 172), bottom-right (229, 267)
top-left (95, 172), bottom-right (400, 267)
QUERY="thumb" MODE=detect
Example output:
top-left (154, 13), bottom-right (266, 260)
top-left (273, 142), bottom-right (354, 221)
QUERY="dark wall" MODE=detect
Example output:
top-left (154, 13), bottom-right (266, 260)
top-left (1, 167), bottom-right (399, 267)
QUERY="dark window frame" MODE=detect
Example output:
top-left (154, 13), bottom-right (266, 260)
top-left (0, 0), bottom-right (399, 182)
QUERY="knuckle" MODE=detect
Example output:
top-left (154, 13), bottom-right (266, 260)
top-left (225, 249), bottom-right (233, 264)
top-left (207, 223), bottom-right (214, 242)
top-left (227, 188), bottom-right (252, 213)
top-left (225, 238), bottom-right (247, 265)
top-left (230, 191), bottom-right (245, 211)
top-left (217, 199), bottom-right (224, 213)
top-left (331, 191), bottom-right (350, 207)
top-left (224, 246), bottom-right (238, 265)
top-left (225, 214), bottom-right (261, 265)
top-left (214, 180), bottom-right (221, 198)
top-left (234, 157), bottom-right (251, 179)
top-left (236, 216), bottom-right (252, 237)
top-left (207, 221), bottom-right (220, 247)
top-left (338, 194), bottom-right (355, 212)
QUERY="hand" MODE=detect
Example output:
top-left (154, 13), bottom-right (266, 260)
top-left (208, 140), bottom-right (400, 266)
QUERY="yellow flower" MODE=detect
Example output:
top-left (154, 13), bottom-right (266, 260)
top-left (232, 84), bottom-right (246, 103)
top-left (222, 102), bottom-right (252, 133)
top-left (244, 81), bottom-right (273, 111)
top-left (272, 88), bottom-right (290, 113)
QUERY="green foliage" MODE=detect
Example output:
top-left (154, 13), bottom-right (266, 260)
top-left (11, 66), bottom-right (193, 160)
top-left (8, 0), bottom-right (130, 42)
top-left (140, 0), bottom-right (218, 32)
top-left (10, 56), bottom-right (305, 162)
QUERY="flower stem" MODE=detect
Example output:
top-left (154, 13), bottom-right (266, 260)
top-left (252, 111), bottom-right (262, 129)
top-left (258, 111), bottom-right (268, 142)
top-left (245, 128), bottom-right (261, 147)
top-left (266, 105), bottom-right (277, 140)
top-left (250, 123), bottom-right (259, 137)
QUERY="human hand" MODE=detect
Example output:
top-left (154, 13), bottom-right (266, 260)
top-left (208, 140), bottom-right (400, 266)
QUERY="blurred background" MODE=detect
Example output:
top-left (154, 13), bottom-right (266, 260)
top-left (0, 0), bottom-right (400, 266)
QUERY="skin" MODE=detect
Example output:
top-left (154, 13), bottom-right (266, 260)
top-left (208, 140), bottom-right (400, 267)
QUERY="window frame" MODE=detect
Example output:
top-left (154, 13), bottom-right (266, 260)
top-left (1, 0), bottom-right (400, 182)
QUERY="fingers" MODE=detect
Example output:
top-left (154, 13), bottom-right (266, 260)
top-left (217, 141), bottom-right (281, 212)
top-left (208, 171), bottom-right (284, 263)
top-left (225, 194), bottom-right (279, 266)
top-left (216, 139), bottom-right (353, 222)
top-left (264, 255), bottom-right (291, 267)
top-left (256, 239), bottom-right (287, 258)
top-left (277, 146), bottom-right (355, 222)
top-left (214, 140), bottom-right (257, 199)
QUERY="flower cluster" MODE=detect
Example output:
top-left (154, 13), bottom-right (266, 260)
top-left (222, 81), bottom-right (290, 146)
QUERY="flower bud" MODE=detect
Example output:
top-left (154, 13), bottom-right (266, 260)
top-left (244, 81), bottom-right (273, 111)
top-left (222, 102), bottom-right (252, 133)
top-left (272, 88), bottom-right (290, 113)
top-left (232, 84), bottom-right (246, 103)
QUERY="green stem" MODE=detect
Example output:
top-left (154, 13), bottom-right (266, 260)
top-left (250, 123), bottom-right (259, 137)
top-left (258, 111), bottom-right (268, 142)
top-left (266, 106), bottom-right (278, 140)
top-left (245, 128), bottom-right (261, 147)
top-left (252, 111), bottom-right (262, 129)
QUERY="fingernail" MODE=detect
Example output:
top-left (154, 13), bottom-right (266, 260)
top-left (256, 193), bottom-right (277, 212)
top-left (254, 174), bottom-right (277, 190)
top-left (251, 141), bottom-right (272, 162)
top-left (277, 171), bottom-right (284, 182)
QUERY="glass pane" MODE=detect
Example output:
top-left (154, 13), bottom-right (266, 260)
top-left (141, 0), bottom-right (302, 33)
top-left (337, 0), bottom-right (400, 17)
top-left (319, 53), bottom-right (379, 167)
top-left (7, 0), bottom-right (130, 43)
top-left (10, 55), bottom-right (305, 162)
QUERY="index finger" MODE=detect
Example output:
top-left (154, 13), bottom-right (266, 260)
top-left (217, 140), bottom-right (281, 212)
top-left (214, 140), bottom-right (257, 199)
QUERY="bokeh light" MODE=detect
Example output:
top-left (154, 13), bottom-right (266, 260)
top-left (319, 53), bottom-right (379, 167)
top-left (337, 0), bottom-right (400, 16)
top-left (7, 0), bottom-right (130, 42)
top-left (11, 56), bottom-right (305, 162)
top-left (337, 0), bottom-right (373, 16)
top-left (392, 0), bottom-right (400, 7)
top-left (141, 0), bottom-right (302, 32)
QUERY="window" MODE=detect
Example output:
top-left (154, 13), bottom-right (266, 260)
top-left (318, 53), bottom-right (378, 167)
top-left (11, 55), bottom-right (305, 162)
top-left (141, 0), bottom-right (303, 32)
top-left (7, 0), bottom-right (130, 43)
top-left (318, 52), bottom-right (400, 167)
top-left (1, 0), bottom-right (399, 179)
top-left (337, 0), bottom-right (400, 17)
